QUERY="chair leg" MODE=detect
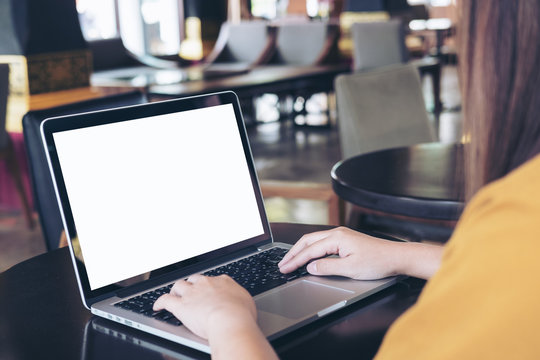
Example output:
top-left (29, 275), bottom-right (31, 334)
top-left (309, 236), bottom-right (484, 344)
top-left (3, 139), bottom-right (35, 229)
top-left (432, 64), bottom-right (442, 114)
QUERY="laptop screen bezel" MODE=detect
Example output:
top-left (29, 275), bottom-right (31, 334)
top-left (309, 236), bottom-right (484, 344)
top-left (40, 91), bottom-right (272, 306)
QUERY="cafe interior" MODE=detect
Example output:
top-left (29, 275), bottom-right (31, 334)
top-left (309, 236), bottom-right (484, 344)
top-left (0, 0), bottom-right (466, 357)
top-left (0, 0), bottom-right (461, 272)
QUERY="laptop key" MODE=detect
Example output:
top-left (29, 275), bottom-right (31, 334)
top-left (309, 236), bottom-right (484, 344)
top-left (166, 317), bottom-right (182, 326)
top-left (141, 308), bottom-right (160, 317)
top-left (154, 310), bottom-right (174, 321)
top-left (115, 284), bottom-right (179, 323)
top-left (203, 247), bottom-right (309, 296)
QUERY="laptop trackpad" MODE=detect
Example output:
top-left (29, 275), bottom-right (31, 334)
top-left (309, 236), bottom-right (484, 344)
top-left (256, 280), bottom-right (353, 320)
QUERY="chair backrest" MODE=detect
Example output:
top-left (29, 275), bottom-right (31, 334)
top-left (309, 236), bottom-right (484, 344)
top-left (0, 64), bottom-right (9, 148)
top-left (272, 21), bottom-right (339, 65)
top-left (22, 91), bottom-right (148, 251)
top-left (206, 21), bottom-right (276, 65)
top-left (351, 20), bottom-right (409, 71)
top-left (335, 64), bottom-right (436, 159)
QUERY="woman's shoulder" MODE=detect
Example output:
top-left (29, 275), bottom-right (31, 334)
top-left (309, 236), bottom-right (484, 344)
top-left (462, 153), bottom-right (540, 221)
top-left (373, 155), bottom-right (540, 360)
top-left (495, 153), bottom-right (540, 189)
top-left (442, 152), bottom-right (540, 276)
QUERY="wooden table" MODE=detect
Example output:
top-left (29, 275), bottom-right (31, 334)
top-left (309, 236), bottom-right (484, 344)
top-left (92, 64), bottom-right (350, 124)
top-left (0, 223), bottom-right (424, 360)
top-left (92, 64), bottom-right (349, 98)
top-left (149, 64), bottom-right (348, 97)
top-left (151, 64), bottom-right (349, 124)
top-left (6, 86), bottom-right (139, 133)
top-left (332, 143), bottom-right (465, 241)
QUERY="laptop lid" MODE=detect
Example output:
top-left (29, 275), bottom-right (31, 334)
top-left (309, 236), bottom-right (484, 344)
top-left (41, 91), bottom-right (272, 308)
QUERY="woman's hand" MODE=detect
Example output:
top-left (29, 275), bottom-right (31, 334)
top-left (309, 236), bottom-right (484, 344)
top-left (153, 275), bottom-right (279, 359)
top-left (153, 274), bottom-right (256, 340)
top-left (278, 227), bottom-right (443, 280)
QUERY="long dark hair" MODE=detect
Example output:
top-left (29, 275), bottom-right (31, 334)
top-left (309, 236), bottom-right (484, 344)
top-left (458, 1), bottom-right (540, 199)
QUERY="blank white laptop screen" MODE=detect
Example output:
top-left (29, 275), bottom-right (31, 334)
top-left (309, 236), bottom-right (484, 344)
top-left (53, 104), bottom-right (264, 290)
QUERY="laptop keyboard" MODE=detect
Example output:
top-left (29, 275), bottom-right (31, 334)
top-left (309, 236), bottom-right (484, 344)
top-left (114, 284), bottom-right (181, 325)
top-left (114, 247), bottom-right (307, 326)
top-left (203, 247), bottom-right (308, 296)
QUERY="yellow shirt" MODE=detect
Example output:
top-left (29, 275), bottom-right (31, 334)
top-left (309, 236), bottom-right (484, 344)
top-left (375, 154), bottom-right (540, 359)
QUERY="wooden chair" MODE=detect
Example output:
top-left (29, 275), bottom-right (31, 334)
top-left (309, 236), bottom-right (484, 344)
top-left (0, 63), bottom-right (35, 229)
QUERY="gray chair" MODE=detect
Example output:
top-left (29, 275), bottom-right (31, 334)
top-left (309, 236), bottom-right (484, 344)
top-left (351, 20), bottom-right (442, 112)
top-left (335, 64), bottom-right (453, 241)
top-left (335, 63), bottom-right (436, 159)
top-left (0, 63), bottom-right (35, 229)
top-left (272, 20), bottom-right (340, 66)
top-left (351, 20), bottom-right (409, 70)
top-left (204, 21), bottom-right (276, 68)
top-left (200, 20), bottom-right (276, 123)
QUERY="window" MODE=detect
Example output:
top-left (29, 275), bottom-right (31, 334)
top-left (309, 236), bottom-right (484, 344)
top-left (76, 0), bottom-right (118, 40)
top-left (251, 0), bottom-right (278, 19)
top-left (77, 0), bottom-right (183, 57)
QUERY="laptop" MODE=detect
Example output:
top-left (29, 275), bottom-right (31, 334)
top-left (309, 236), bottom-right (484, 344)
top-left (41, 91), bottom-right (396, 354)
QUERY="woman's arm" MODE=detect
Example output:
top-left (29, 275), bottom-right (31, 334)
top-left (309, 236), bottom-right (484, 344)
top-left (154, 274), bottom-right (278, 360)
top-left (154, 227), bottom-right (443, 359)
top-left (206, 314), bottom-right (278, 360)
top-left (279, 227), bottom-right (444, 280)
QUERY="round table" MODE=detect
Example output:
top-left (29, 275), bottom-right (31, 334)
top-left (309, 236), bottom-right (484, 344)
top-left (332, 143), bottom-right (465, 239)
top-left (0, 223), bottom-right (425, 360)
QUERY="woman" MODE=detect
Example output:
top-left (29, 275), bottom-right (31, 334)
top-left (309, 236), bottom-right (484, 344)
top-left (154, 1), bottom-right (540, 358)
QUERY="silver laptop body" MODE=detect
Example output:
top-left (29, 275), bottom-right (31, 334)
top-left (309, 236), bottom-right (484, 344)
top-left (41, 91), bottom-right (396, 354)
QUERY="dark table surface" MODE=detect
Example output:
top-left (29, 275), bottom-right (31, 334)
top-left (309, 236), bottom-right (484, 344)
top-left (92, 64), bottom-right (350, 99)
top-left (147, 64), bottom-right (350, 99)
top-left (119, 63), bottom-right (350, 124)
top-left (0, 223), bottom-right (424, 360)
top-left (332, 142), bottom-right (465, 221)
